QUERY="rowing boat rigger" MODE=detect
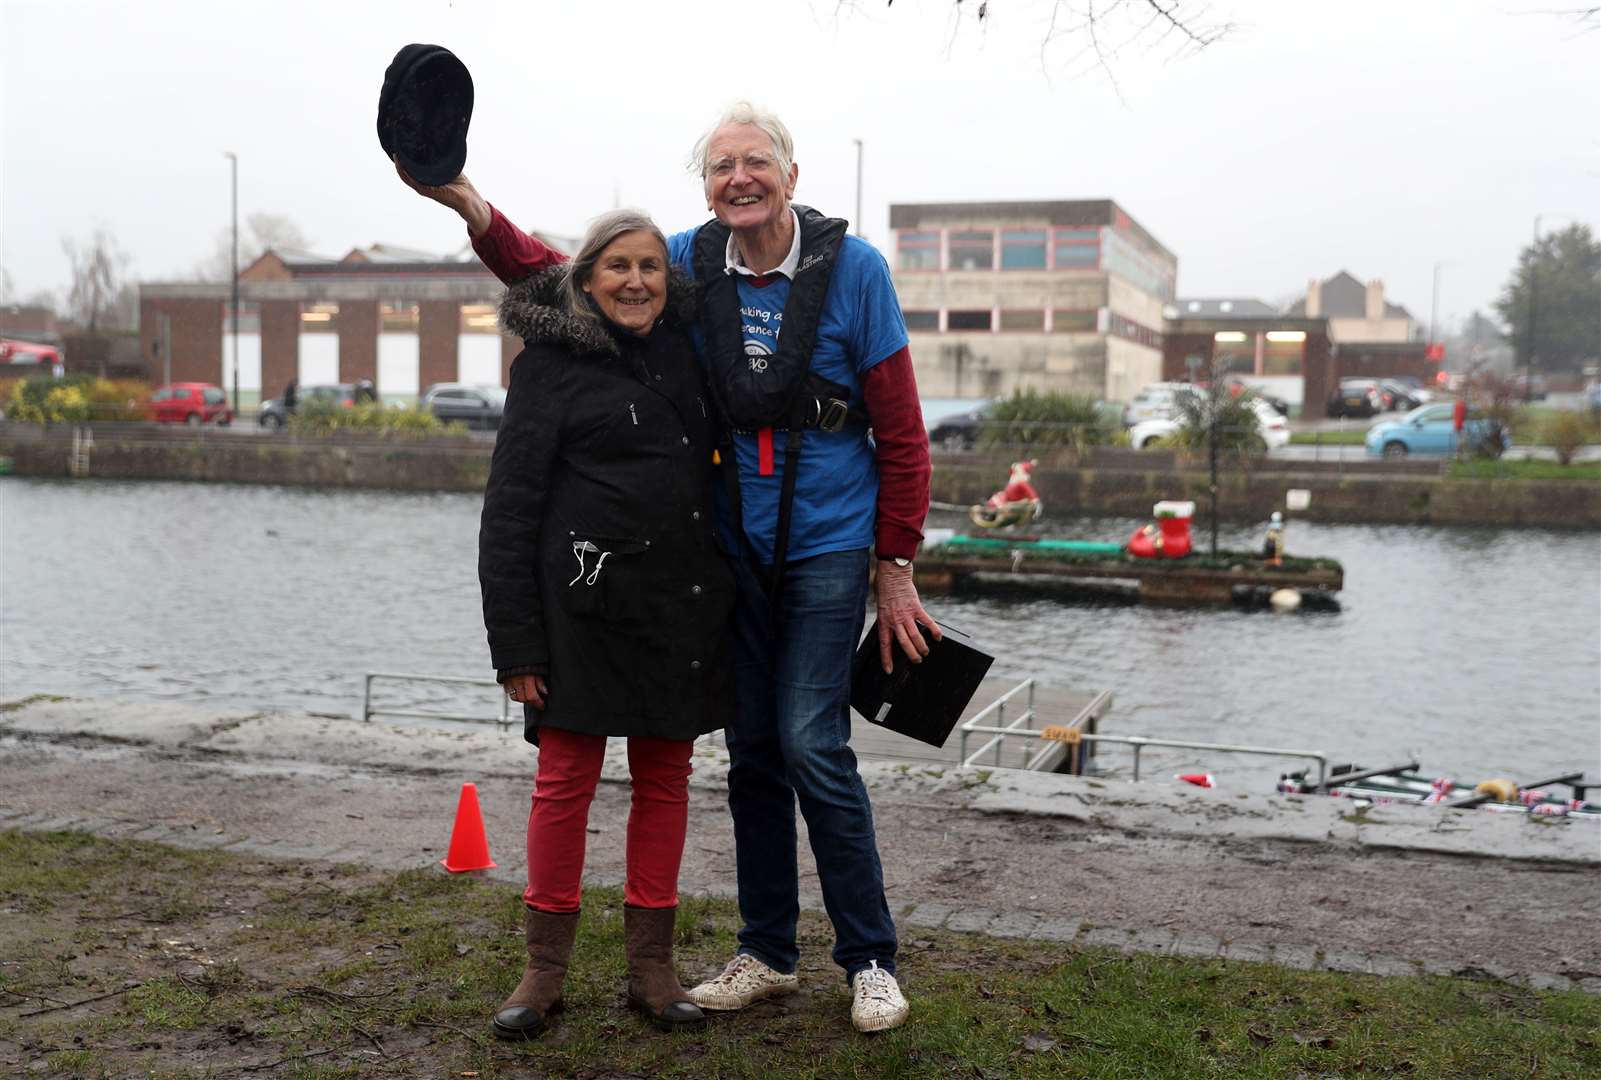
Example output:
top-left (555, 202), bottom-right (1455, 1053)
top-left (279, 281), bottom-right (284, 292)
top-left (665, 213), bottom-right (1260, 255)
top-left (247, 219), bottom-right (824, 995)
top-left (1277, 761), bottom-right (1598, 818)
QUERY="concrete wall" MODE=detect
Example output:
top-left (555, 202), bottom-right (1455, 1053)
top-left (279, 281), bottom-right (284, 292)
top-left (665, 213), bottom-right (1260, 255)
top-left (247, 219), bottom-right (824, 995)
top-left (1106, 275), bottom-right (1165, 331)
top-left (909, 332), bottom-right (1109, 398)
top-left (1329, 315), bottom-right (1412, 344)
top-left (893, 269), bottom-right (1106, 316)
top-left (1105, 337), bottom-right (1163, 404)
top-left (930, 450), bottom-right (1601, 530)
top-left (5, 428), bottom-right (1596, 529)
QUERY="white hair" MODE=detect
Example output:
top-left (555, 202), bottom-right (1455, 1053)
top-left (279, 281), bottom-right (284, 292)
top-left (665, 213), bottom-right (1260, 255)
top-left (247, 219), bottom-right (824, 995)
top-left (688, 100), bottom-right (795, 193)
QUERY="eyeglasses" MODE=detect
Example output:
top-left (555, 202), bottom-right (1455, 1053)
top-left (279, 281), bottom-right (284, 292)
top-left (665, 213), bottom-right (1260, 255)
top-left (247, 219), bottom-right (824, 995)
top-left (707, 154), bottom-right (776, 178)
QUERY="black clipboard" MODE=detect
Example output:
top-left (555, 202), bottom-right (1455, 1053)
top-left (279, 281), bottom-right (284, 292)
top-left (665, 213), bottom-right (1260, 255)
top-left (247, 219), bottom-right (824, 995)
top-left (849, 620), bottom-right (995, 748)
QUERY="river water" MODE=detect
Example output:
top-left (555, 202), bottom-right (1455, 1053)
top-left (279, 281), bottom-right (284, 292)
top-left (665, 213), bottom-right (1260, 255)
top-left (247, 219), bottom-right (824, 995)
top-left (4, 478), bottom-right (1597, 788)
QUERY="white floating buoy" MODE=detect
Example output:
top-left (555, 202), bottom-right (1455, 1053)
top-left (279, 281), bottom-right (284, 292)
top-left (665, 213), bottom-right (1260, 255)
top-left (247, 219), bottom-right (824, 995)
top-left (1269, 588), bottom-right (1302, 612)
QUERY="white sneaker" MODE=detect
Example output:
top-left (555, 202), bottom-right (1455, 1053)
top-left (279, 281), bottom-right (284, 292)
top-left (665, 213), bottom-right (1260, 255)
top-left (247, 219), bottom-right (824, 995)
top-left (687, 953), bottom-right (799, 1011)
top-left (850, 960), bottom-right (908, 1032)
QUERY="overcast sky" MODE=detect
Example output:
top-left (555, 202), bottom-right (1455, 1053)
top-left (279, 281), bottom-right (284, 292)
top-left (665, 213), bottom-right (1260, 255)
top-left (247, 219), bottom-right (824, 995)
top-left (2, 0), bottom-right (1596, 330)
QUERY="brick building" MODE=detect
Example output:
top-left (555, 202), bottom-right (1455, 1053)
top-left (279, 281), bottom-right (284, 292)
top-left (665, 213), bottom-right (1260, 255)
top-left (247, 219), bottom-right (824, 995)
top-left (1159, 289), bottom-right (1434, 419)
top-left (889, 200), bottom-right (1177, 403)
top-left (137, 236), bottom-right (571, 400)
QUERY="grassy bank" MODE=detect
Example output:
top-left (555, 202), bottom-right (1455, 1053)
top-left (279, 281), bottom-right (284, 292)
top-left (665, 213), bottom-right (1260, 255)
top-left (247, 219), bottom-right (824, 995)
top-left (2, 831), bottom-right (1596, 1078)
top-left (1289, 429), bottom-right (1367, 446)
top-left (1448, 459), bottom-right (1601, 482)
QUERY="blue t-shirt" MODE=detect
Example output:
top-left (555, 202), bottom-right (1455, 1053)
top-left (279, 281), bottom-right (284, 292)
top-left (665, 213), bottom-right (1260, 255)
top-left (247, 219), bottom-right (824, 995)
top-left (666, 227), bottom-right (908, 564)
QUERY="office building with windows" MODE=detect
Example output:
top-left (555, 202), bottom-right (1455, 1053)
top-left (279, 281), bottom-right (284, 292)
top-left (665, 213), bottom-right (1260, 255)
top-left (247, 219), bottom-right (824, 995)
top-left (137, 235), bottom-right (572, 401)
top-left (889, 200), bottom-right (1177, 402)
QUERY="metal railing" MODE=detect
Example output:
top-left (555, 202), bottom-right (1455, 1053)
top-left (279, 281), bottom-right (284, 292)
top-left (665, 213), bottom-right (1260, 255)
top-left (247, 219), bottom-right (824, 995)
top-left (363, 671), bottom-right (512, 727)
top-left (958, 678), bottom-right (1040, 769)
top-left (957, 678), bottom-right (1326, 783)
top-left (962, 721), bottom-right (1328, 785)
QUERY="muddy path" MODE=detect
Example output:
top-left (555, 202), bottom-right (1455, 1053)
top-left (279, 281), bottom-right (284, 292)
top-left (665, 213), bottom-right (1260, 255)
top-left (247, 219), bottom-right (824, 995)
top-left (2, 706), bottom-right (1596, 985)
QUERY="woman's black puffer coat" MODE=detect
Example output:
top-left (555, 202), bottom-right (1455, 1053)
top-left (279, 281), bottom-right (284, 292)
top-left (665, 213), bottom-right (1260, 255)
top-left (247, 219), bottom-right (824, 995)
top-left (481, 266), bottom-right (734, 745)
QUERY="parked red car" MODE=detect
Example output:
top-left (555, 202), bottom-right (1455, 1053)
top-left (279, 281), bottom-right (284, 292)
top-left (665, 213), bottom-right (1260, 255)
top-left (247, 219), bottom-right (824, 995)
top-left (148, 383), bottom-right (233, 426)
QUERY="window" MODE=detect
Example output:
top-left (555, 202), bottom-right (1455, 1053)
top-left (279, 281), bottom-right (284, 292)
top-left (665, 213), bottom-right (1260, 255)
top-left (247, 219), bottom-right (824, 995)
top-left (202, 389), bottom-right (226, 405)
top-left (902, 310), bottom-right (939, 331)
top-left (1262, 334), bottom-right (1303, 376)
top-left (947, 310), bottom-right (993, 331)
top-left (1110, 313), bottom-right (1163, 349)
top-left (1054, 244), bottom-right (1098, 269)
top-left (1053, 227), bottom-right (1100, 271)
top-left (227, 302), bottom-right (260, 333)
top-left (896, 231), bottom-right (940, 271)
top-left (300, 302), bottom-right (338, 332)
top-left (999, 310), bottom-right (1044, 331)
top-left (151, 388), bottom-right (172, 402)
top-left (1052, 310), bottom-right (1097, 333)
top-left (1000, 230), bottom-right (1047, 270)
top-left (381, 302), bottom-right (419, 332)
top-left (460, 304), bottom-right (499, 334)
top-left (948, 230), bottom-right (994, 271)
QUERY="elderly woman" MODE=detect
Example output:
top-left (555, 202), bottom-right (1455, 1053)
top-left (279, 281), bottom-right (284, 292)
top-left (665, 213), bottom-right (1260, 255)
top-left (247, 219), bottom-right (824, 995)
top-left (478, 208), bottom-right (734, 1040)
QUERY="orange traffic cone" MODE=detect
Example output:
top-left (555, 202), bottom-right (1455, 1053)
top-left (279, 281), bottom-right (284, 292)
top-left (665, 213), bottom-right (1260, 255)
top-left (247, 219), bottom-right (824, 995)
top-left (441, 782), bottom-right (496, 873)
top-left (1176, 772), bottom-right (1216, 789)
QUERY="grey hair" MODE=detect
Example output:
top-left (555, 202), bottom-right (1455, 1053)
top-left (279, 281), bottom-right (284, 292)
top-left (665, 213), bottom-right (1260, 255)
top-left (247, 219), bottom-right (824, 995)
top-left (559, 209), bottom-right (670, 326)
top-left (688, 100), bottom-right (795, 193)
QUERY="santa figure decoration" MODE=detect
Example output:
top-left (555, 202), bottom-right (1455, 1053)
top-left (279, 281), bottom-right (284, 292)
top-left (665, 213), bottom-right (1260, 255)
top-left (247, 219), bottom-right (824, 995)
top-left (969, 459), bottom-right (1044, 529)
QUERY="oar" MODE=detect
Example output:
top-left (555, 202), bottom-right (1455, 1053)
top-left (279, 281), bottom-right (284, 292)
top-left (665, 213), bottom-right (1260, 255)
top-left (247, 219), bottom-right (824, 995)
top-left (1312, 760), bottom-right (1422, 793)
top-left (1442, 771), bottom-right (1586, 810)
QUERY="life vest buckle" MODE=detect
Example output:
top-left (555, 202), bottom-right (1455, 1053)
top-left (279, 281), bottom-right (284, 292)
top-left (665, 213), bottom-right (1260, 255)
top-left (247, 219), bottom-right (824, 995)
top-left (818, 397), bottom-right (850, 433)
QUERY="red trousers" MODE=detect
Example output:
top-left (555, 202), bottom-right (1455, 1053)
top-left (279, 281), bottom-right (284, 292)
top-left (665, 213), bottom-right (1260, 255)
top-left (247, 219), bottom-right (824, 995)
top-left (524, 725), bottom-right (693, 913)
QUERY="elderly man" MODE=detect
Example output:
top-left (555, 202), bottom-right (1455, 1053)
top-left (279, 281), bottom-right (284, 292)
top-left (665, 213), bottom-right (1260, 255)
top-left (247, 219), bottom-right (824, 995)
top-left (401, 101), bottom-right (935, 1033)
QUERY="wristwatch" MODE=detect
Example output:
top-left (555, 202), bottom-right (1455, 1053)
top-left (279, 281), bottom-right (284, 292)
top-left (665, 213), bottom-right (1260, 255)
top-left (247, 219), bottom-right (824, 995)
top-left (881, 556), bottom-right (911, 567)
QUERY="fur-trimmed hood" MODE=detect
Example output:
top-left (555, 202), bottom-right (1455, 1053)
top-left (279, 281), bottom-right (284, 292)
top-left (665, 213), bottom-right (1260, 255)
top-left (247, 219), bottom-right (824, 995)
top-left (498, 264), bottom-right (698, 357)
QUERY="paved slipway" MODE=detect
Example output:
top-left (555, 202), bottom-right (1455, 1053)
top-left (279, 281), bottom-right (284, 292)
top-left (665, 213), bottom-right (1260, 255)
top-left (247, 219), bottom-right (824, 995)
top-left (2, 699), bottom-right (1597, 994)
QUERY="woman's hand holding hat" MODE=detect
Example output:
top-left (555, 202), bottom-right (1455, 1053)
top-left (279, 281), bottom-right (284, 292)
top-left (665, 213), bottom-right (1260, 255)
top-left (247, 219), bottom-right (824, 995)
top-left (393, 157), bottom-right (492, 236)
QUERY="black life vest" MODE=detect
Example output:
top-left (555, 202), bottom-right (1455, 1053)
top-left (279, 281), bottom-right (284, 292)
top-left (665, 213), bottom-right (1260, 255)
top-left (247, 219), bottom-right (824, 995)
top-left (690, 205), bottom-right (861, 600)
top-left (690, 204), bottom-right (850, 432)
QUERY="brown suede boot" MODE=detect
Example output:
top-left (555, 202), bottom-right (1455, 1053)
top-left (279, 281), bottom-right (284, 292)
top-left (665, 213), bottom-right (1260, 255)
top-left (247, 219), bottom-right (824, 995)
top-left (491, 907), bottom-right (581, 1041)
top-left (624, 905), bottom-right (706, 1030)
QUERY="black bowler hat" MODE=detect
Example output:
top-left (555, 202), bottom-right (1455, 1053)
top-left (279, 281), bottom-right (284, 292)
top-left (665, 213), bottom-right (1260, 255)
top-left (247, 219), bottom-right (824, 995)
top-left (377, 43), bottom-right (474, 186)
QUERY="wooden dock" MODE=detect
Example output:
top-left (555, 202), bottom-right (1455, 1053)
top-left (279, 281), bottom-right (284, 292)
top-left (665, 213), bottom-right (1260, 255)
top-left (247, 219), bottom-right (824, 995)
top-left (915, 540), bottom-right (1344, 605)
top-left (705, 677), bottom-right (1111, 772)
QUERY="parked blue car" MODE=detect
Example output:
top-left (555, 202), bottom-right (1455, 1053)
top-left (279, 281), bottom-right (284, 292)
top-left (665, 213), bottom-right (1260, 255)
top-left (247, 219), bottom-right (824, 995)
top-left (1365, 403), bottom-right (1510, 459)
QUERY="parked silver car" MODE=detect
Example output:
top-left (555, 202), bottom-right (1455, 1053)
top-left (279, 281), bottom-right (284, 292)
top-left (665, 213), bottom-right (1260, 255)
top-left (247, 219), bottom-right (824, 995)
top-left (420, 383), bottom-right (507, 430)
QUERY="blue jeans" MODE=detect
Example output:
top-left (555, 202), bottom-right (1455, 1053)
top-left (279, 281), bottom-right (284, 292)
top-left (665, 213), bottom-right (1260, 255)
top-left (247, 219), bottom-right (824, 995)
top-left (726, 548), bottom-right (896, 983)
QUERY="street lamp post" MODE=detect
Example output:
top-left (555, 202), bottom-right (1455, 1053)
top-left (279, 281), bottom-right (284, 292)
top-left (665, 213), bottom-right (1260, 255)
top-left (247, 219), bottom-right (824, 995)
top-left (852, 138), bottom-right (864, 239)
top-left (225, 151), bottom-right (239, 415)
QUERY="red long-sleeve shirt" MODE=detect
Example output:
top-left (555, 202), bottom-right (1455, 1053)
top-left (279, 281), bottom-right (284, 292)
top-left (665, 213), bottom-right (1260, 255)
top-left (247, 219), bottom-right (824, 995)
top-left (470, 205), bottom-right (930, 560)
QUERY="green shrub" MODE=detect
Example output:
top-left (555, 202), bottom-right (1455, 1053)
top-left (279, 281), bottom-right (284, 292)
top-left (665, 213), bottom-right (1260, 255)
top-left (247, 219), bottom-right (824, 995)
top-left (4, 375), bottom-right (147, 423)
top-left (1542, 410), bottom-right (1596, 465)
top-left (286, 399), bottom-right (461, 438)
top-left (1168, 384), bottom-right (1268, 452)
top-left (978, 388), bottom-right (1116, 450)
top-left (19, 375), bottom-right (145, 422)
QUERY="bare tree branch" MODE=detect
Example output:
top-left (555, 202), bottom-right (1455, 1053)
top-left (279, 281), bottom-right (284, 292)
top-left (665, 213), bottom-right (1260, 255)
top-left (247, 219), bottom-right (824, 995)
top-left (61, 227), bottom-right (130, 335)
top-left (833, 0), bottom-right (1235, 87)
